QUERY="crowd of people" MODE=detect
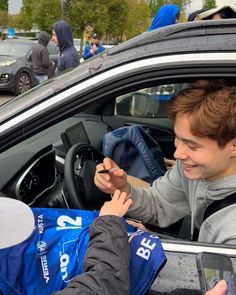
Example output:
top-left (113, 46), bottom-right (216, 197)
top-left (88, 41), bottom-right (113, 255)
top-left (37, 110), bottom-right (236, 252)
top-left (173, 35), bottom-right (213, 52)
top-left (30, 3), bottom-right (236, 84)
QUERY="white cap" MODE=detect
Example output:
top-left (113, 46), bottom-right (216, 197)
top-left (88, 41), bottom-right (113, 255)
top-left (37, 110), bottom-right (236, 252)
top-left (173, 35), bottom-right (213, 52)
top-left (0, 197), bottom-right (35, 249)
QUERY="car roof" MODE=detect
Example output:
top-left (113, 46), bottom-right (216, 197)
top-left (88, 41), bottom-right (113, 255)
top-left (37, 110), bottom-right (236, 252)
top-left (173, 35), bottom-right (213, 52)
top-left (1, 19), bottom-right (236, 124)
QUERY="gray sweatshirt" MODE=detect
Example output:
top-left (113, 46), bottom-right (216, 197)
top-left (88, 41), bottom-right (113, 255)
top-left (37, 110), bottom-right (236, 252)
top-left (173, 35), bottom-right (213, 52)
top-left (128, 160), bottom-right (236, 244)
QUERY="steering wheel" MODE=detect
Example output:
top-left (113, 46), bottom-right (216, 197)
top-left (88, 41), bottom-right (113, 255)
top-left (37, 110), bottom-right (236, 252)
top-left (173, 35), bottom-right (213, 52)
top-left (64, 143), bottom-right (110, 210)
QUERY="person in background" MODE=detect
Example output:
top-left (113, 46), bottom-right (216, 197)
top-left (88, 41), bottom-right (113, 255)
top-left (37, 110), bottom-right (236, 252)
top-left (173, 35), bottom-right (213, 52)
top-left (188, 8), bottom-right (209, 21)
top-left (147, 4), bottom-right (180, 32)
top-left (82, 33), bottom-right (105, 60)
top-left (197, 4), bottom-right (236, 20)
top-left (31, 31), bottom-right (55, 84)
top-left (51, 21), bottom-right (79, 75)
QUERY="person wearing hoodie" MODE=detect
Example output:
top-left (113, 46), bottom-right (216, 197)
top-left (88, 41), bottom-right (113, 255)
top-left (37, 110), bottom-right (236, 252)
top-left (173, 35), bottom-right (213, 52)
top-left (51, 21), bottom-right (79, 75)
top-left (95, 79), bottom-right (236, 245)
top-left (147, 4), bottom-right (180, 32)
top-left (31, 31), bottom-right (55, 83)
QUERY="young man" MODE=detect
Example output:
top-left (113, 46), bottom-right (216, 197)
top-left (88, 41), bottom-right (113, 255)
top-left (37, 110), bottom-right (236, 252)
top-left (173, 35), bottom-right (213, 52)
top-left (95, 80), bottom-right (236, 244)
top-left (32, 31), bottom-right (55, 84)
top-left (82, 33), bottom-right (105, 60)
top-left (51, 21), bottom-right (79, 75)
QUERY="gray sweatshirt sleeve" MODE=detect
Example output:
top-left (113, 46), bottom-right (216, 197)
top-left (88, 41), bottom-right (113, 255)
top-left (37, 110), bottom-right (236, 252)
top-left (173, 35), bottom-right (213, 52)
top-left (127, 161), bottom-right (190, 227)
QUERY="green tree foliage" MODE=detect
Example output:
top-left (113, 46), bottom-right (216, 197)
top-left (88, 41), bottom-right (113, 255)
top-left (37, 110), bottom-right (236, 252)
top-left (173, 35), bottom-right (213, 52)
top-left (31, 0), bottom-right (62, 32)
top-left (66, 0), bottom-right (149, 42)
top-left (0, 0), bottom-right (8, 11)
top-left (124, 0), bottom-right (149, 40)
top-left (203, 0), bottom-right (216, 9)
top-left (149, 0), bottom-right (192, 17)
top-left (17, 0), bottom-right (34, 31)
top-left (0, 10), bottom-right (8, 29)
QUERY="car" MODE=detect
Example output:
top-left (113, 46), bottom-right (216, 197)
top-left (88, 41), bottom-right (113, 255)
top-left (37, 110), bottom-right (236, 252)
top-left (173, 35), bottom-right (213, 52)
top-left (0, 19), bottom-right (236, 294)
top-left (0, 37), bottom-right (59, 95)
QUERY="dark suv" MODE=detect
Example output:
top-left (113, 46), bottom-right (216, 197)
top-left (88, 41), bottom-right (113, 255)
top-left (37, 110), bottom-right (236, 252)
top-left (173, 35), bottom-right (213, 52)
top-left (0, 38), bottom-right (59, 95)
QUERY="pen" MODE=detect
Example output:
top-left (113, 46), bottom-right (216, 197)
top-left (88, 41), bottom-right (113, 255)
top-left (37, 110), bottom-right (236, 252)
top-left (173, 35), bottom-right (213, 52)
top-left (98, 166), bottom-right (128, 174)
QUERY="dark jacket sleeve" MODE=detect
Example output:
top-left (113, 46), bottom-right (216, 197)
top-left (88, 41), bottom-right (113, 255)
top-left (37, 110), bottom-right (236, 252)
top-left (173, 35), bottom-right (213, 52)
top-left (52, 215), bottom-right (130, 295)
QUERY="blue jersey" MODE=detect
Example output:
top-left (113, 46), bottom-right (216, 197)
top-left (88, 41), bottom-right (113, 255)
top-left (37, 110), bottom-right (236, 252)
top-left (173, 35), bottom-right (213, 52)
top-left (0, 208), bottom-right (166, 295)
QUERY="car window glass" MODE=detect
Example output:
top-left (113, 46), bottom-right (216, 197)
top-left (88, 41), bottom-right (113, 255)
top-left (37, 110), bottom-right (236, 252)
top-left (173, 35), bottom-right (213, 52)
top-left (0, 42), bottom-right (32, 56)
top-left (115, 83), bottom-right (187, 118)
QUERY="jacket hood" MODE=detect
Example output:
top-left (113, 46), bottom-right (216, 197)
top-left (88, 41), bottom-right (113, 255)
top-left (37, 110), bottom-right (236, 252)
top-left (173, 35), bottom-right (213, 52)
top-left (38, 31), bottom-right (51, 47)
top-left (53, 21), bottom-right (74, 52)
top-left (147, 4), bottom-right (179, 32)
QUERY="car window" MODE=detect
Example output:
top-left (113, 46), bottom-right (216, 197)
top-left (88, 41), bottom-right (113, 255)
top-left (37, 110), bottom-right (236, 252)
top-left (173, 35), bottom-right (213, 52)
top-left (115, 83), bottom-right (187, 118)
top-left (0, 42), bottom-right (32, 57)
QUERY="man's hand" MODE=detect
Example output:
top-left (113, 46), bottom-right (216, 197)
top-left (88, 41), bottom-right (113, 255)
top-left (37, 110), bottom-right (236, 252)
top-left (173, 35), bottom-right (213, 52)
top-left (99, 190), bottom-right (133, 217)
top-left (205, 280), bottom-right (227, 295)
top-left (94, 158), bottom-right (130, 195)
top-left (90, 44), bottom-right (97, 55)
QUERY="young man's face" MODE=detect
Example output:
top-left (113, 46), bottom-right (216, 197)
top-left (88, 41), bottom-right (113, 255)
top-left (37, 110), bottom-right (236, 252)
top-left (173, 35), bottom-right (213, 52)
top-left (174, 114), bottom-right (236, 181)
top-left (51, 30), bottom-right (58, 46)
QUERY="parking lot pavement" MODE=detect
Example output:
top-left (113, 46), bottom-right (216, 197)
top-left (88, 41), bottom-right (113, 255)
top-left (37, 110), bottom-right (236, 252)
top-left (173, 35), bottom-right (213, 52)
top-left (0, 93), bottom-right (15, 106)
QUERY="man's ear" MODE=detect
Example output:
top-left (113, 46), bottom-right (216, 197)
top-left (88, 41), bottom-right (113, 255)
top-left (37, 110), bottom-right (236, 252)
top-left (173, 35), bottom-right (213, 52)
top-left (230, 139), bottom-right (236, 156)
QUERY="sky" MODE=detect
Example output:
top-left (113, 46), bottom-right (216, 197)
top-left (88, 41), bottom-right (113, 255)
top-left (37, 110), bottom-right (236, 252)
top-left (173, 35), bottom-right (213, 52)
top-left (9, 0), bottom-right (22, 14)
top-left (8, 0), bottom-right (236, 15)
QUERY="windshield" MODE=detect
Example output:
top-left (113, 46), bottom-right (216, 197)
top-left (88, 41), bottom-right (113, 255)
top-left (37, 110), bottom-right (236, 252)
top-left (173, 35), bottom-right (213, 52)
top-left (0, 41), bottom-right (32, 57)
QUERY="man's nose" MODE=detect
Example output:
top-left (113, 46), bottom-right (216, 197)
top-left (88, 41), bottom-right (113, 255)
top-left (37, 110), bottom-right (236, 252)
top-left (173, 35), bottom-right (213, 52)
top-left (174, 142), bottom-right (188, 160)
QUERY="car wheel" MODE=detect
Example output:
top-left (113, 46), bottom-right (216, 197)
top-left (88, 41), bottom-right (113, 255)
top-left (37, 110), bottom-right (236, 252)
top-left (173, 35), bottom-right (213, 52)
top-left (15, 72), bottom-right (32, 95)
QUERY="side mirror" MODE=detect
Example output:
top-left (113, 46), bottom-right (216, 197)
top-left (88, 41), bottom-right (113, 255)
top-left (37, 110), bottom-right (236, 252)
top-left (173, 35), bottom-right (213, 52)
top-left (28, 54), bottom-right (32, 62)
top-left (116, 92), bottom-right (159, 117)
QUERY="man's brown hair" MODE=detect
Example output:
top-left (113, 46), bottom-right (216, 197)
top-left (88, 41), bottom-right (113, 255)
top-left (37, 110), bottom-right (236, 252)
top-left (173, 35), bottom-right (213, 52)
top-left (167, 80), bottom-right (236, 148)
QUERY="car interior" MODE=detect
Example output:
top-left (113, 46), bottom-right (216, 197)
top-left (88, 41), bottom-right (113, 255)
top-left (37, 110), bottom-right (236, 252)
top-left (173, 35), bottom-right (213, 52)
top-left (0, 79), bottom-right (204, 240)
top-left (1, 76), bottom-right (236, 294)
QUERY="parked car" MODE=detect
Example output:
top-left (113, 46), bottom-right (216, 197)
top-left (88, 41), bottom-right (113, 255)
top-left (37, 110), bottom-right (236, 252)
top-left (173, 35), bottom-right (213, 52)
top-left (0, 37), bottom-right (59, 95)
top-left (0, 19), bottom-right (236, 294)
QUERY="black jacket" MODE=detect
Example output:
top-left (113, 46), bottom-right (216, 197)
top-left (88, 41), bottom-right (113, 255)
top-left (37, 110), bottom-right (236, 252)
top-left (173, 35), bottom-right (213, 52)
top-left (31, 32), bottom-right (51, 76)
top-left (52, 215), bottom-right (130, 295)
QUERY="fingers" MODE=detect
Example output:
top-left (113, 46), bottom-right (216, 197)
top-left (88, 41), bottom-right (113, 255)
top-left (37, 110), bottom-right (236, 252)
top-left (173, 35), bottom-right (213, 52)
top-left (205, 280), bottom-right (227, 295)
top-left (99, 190), bottom-right (133, 217)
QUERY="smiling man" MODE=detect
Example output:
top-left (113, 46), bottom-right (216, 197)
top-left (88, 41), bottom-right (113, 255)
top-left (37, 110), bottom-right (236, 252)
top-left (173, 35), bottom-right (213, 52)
top-left (95, 79), bottom-right (236, 245)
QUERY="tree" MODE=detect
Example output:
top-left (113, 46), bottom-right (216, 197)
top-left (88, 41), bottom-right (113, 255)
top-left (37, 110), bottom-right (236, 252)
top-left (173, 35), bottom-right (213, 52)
top-left (0, 0), bottom-right (8, 11)
top-left (148, 0), bottom-right (192, 17)
top-left (17, 0), bottom-right (34, 31)
top-left (124, 0), bottom-right (150, 40)
top-left (32, 0), bottom-right (62, 32)
top-left (203, 0), bottom-right (216, 9)
top-left (66, 0), bottom-right (109, 37)
top-left (0, 10), bottom-right (8, 30)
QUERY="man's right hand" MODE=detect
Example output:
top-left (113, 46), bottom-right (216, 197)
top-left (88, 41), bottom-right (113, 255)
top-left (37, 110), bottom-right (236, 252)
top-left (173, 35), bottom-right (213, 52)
top-left (205, 280), bottom-right (227, 295)
top-left (94, 158), bottom-right (130, 195)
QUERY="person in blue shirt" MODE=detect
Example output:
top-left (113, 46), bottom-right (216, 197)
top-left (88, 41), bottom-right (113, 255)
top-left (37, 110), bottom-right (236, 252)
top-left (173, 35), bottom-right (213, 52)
top-left (147, 4), bottom-right (180, 32)
top-left (82, 33), bottom-right (105, 60)
top-left (51, 21), bottom-right (79, 75)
